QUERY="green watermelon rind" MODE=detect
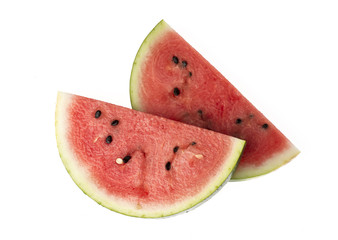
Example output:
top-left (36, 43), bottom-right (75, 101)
top-left (130, 19), bottom-right (170, 111)
top-left (231, 145), bottom-right (299, 180)
top-left (129, 20), bottom-right (300, 180)
top-left (56, 92), bottom-right (246, 218)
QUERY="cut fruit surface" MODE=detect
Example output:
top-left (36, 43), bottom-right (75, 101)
top-left (55, 92), bottom-right (245, 217)
top-left (130, 20), bottom-right (300, 180)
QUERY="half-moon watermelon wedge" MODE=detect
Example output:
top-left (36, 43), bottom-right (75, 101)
top-left (130, 20), bottom-right (300, 180)
top-left (55, 92), bottom-right (245, 218)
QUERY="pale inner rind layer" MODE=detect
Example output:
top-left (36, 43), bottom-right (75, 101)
top-left (129, 20), bottom-right (300, 180)
top-left (55, 92), bottom-right (245, 218)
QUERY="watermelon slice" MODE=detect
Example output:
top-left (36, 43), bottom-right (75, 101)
top-left (55, 92), bottom-right (245, 218)
top-left (130, 20), bottom-right (300, 180)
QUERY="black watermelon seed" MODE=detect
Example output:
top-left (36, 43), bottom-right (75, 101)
top-left (165, 161), bottom-right (171, 171)
top-left (172, 56), bottom-right (179, 64)
top-left (123, 155), bottom-right (131, 163)
top-left (173, 146), bottom-right (179, 153)
top-left (197, 110), bottom-right (203, 115)
top-left (95, 110), bottom-right (101, 118)
top-left (189, 72), bottom-right (192, 77)
top-left (111, 120), bottom-right (119, 126)
top-left (236, 118), bottom-right (242, 124)
top-left (173, 87), bottom-right (180, 96)
top-left (191, 141), bottom-right (196, 146)
top-left (182, 61), bottom-right (188, 68)
top-left (262, 123), bottom-right (269, 129)
top-left (106, 135), bottom-right (112, 144)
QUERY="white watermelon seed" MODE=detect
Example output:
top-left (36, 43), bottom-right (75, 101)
top-left (116, 158), bottom-right (123, 164)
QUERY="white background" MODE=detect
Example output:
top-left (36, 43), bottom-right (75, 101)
top-left (1, 0), bottom-right (337, 239)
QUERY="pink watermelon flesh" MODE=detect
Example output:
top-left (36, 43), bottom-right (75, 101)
top-left (130, 20), bottom-right (300, 179)
top-left (55, 92), bottom-right (245, 217)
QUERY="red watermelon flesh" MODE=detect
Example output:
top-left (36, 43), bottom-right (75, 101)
top-left (130, 20), bottom-right (300, 179)
top-left (55, 92), bottom-right (245, 217)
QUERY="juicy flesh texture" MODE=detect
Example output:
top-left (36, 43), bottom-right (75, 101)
top-left (137, 29), bottom-right (293, 172)
top-left (67, 95), bottom-right (236, 208)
